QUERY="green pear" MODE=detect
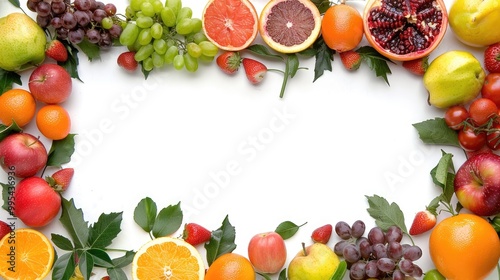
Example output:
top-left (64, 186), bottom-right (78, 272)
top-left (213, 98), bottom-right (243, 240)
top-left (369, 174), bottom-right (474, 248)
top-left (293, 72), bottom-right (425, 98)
top-left (287, 243), bottom-right (340, 280)
top-left (423, 51), bottom-right (485, 109)
top-left (0, 12), bottom-right (46, 72)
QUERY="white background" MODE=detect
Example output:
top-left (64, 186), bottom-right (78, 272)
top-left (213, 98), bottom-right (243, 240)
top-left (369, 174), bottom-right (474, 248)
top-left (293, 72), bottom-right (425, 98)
top-left (0, 0), bottom-right (497, 279)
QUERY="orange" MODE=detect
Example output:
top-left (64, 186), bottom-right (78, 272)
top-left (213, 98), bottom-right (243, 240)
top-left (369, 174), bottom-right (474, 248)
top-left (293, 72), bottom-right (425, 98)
top-left (0, 88), bottom-right (36, 127)
top-left (258, 0), bottom-right (322, 53)
top-left (202, 0), bottom-right (259, 51)
top-left (132, 237), bottom-right (205, 280)
top-left (321, 2), bottom-right (363, 52)
top-left (429, 213), bottom-right (500, 280)
top-left (0, 228), bottom-right (55, 280)
top-left (205, 252), bottom-right (256, 280)
top-left (36, 104), bottom-right (71, 140)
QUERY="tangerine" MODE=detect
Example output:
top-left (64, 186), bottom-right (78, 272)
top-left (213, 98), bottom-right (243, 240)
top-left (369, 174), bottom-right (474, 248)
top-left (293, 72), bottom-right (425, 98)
top-left (429, 213), bottom-right (500, 280)
top-left (0, 88), bottom-right (36, 127)
top-left (321, 2), bottom-right (363, 52)
top-left (36, 104), bottom-right (71, 140)
top-left (205, 252), bottom-right (256, 280)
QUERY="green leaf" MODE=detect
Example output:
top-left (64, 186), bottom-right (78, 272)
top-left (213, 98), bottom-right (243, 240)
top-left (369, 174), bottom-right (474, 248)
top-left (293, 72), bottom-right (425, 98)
top-left (330, 260), bottom-right (347, 280)
top-left (51, 233), bottom-right (74, 251)
top-left (77, 39), bottom-right (101, 61)
top-left (275, 221), bottom-right (307, 240)
top-left (134, 197), bottom-right (157, 232)
top-left (426, 195), bottom-right (442, 216)
top-left (0, 122), bottom-right (22, 142)
top-left (412, 118), bottom-right (460, 146)
top-left (365, 194), bottom-right (408, 233)
top-left (51, 252), bottom-right (75, 280)
top-left (430, 151), bottom-right (456, 204)
top-left (357, 46), bottom-right (393, 85)
top-left (47, 134), bottom-right (76, 167)
top-left (257, 272), bottom-right (272, 280)
top-left (278, 268), bottom-right (287, 280)
top-left (106, 267), bottom-right (128, 280)
top-left (1, 181), bottom-right (14, 214)
top-left (110, 250), bottom-right (135, 269)
top-left (310, 0), bottom-right (331, 13)
top-left (205, 215), bottom-right (236, 266)
top-left (87, 248), bottom-right (114, 268)
top-left (89, 212), bottom-right (123, 249)
top-left (246, 44), bottom-right (284, 61)
top-left (312, 36), bottom-right (334, 82)
top-left (152, 201), bottom-right (183, 238)
top-left (60, 198), bottom-right (90, 249)
top-left (78, 250), bottom-right (95, 280)
top-left (286, 54), bottom-right (300, 78)
top-left (59, 42), bottom-right (82, 82)
top-left (8, 0), bottom-right (21, 8)
top-left (0, 69), bottom-right (22, 94)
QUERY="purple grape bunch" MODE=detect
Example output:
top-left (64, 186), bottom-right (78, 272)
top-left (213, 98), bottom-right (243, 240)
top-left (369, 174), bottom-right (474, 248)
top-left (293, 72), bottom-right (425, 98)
top-left (27, 0), bottom-right (123, 49)
top-left (333, 220), bottom-right (423, 280)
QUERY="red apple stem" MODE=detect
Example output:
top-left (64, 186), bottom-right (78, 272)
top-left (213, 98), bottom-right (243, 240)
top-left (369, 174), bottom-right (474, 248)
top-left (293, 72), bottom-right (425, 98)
top-left (301, 242), bottom-right (307, 256)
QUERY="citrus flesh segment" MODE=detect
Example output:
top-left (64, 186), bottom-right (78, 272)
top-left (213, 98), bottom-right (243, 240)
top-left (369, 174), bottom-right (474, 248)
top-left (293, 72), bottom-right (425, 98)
top-left (0, 228), bottom-right (55, 280)
top-left (132, 237), bottom-right (205, 280)
top-left (259, 0), bottom-right (321, 53)
top-left (202, 0), bottom-right (258, 51)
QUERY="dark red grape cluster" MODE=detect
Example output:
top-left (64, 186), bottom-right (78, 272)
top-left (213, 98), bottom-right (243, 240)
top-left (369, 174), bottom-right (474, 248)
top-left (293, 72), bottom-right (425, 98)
top-left (27, 0), bottom-right (123, 49)
top-left (333, 220), bottom-right (423, 280)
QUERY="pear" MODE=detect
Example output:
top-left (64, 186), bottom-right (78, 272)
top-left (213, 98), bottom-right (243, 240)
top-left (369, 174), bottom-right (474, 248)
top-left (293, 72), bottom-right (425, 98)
top-left (423, 51), bottom-right (485, 109)
top-left (287, 243), bottom-right (340, 280)
top-left (0, 13), bottom-right (46, 72)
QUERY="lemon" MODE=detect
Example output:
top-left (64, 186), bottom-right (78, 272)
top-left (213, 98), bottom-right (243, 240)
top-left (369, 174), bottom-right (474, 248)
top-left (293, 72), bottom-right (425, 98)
top-left (423, 51), bottom-right (485, 109)
top-left (449, 0), bottom-right (500, 47)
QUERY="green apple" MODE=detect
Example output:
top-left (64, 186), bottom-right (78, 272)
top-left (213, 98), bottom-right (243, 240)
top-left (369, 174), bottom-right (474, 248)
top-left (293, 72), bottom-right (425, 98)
top-left (0, 13), bottom-right (46, 72)
top-left (287, 242), bottom-right (340, 280)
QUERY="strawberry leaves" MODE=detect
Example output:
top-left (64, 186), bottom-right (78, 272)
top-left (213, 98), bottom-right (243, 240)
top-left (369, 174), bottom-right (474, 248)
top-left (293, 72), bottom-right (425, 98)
top-left (205, 215), bottom-right (236, 265)
top-left (133, 197), bottom-right (183, 239)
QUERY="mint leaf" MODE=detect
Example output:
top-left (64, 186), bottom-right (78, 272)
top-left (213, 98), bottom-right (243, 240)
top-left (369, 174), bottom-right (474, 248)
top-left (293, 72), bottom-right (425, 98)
top-left (331, 260), bottom-right (347, 280)
top-left (357, 46), bottom-right (393, 85)
top-left (134, 197), bottom-right (157, 232)
top-left (47, 134), bottom-right (76, 167)
top-left (312, 36), bottom-right (334, 82)
top-left (51, 233), bottom-right (74, 251)
top-left (152, 201), bottom-right (183, 238)
top-left (89, 212), bottom-right (123, 249)
top-left (0, 123), bottom-right (22, 142)
top-left (0, 69), bottom-right (22, 94)
top-left (275, 221), bottom-right (307, 240)
top-left (412, 118), bottom-right (460, 146)
top-left (60, 198), bottom-right (90, 249)
top-left (51, 252), bottom-right (75, 280)
top-left (365, 194), bottom-right (408, 233)
top-left (205, 215), bottom-right (236, 266)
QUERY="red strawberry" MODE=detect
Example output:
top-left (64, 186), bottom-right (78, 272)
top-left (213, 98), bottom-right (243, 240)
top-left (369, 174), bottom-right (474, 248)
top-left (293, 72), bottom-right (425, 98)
top-left (182, 223), bottom-right (211, 246)
top-left (409, 210), bottom-right (437, 235)
top-left (402, 56), bottom-right (429, 76)
top-left (48, 168), bottom-right (74, 191)
top-left (242, 58), bottom-right (267, 84)
top-left (0, 221), bottom-right (11, 240)
top-left (339, 50), bottom-right (362, 71)
top-left (117, 51), bottom-right (138, 72)
top-left (311, 224), bottom-right (333, 244)
top-left (45, 39), bottom-right (68, 62)
top-left (216, 51), bottom-right (241, 74)
top-left (484, 42), bottom-right (500, 73)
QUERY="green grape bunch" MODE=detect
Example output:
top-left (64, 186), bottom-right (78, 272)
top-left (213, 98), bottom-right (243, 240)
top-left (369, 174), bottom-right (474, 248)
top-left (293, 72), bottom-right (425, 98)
top-left (119, 0), bottom-right (219, 73)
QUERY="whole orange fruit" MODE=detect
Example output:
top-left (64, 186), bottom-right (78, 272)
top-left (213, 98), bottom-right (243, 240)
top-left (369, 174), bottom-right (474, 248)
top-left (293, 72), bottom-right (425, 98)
top-left (0, 88), bottom-right (36, 127)
top-left (205, 253), bottom-right (256, 280)
top-left (321, 3), bottom-right (363, 52)
top-left (429, 213), bottom-right (500, 280)
top-left (36, 105), bottom-right (71, 140)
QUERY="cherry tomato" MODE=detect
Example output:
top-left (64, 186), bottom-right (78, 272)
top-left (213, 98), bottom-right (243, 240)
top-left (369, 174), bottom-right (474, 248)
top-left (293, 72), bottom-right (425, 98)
top-left (444, 105), bottom-right (469, 130)
top-left (468, 97), bottom-right (498, 126)
top-left (487, 123), bottom-right (500, 150)
top-left (481, 73), bottom-right (500, 108)
top-left (458, 126), bottom-right (486, 151)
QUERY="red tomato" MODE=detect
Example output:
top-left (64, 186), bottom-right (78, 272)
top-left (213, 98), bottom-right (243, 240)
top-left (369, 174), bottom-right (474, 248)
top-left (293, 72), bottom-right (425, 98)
top-left (481, 73), bottom-right (500, 108)
top-left (444, 105), bottom-right (469, 130)
top-left (458, 126), bottom-right (487, 151)
top-left (468, 98), bottom-right (498, 126)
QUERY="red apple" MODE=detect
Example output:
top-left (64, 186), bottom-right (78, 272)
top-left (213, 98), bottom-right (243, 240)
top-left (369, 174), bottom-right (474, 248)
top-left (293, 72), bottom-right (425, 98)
top-left (0, 132), bottom-right (48, 178)
top-left (28, 63), bottom-right (72, 104)
top-left (248, 231), bottom-right (287, 274)
top-left (454, 153), bottom-right (500, 216)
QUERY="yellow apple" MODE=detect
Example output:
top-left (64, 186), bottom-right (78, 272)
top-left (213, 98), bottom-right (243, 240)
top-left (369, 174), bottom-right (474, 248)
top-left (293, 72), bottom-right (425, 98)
top-left (287, 243), bottom-right (340, 280)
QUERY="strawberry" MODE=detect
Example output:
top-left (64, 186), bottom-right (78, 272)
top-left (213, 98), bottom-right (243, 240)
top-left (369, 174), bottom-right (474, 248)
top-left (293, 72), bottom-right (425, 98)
top-left (45, 39), bottom-right (68, 62)
top-left (484, 42), bottom-right (500, 73)
top-left (409, 210), bottom-right (437, 235)
top-left (47, 168), bottom-right (74, 191)
top-left (339, 50), bottom-right (362, 71)
top-left (0, 221), bottom-right (11, 240)
top-left (402, 56), bottom-right (429, 76)
top-left (182, 223), bottom-right (211, 246)
top-left (216, 51), bottom-right (241, 74)
top-left (117, 51), bottom-right (138, 72)
top-left (311, 224), bottom-right (333, 244)
top-left (242, 58), bottom-right (267, 84)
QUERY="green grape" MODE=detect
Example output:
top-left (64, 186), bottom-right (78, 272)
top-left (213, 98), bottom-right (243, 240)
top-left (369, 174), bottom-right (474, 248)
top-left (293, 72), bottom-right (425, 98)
top-left (135, 11), bottom-right (144, 18)
top-left (137, 28), bottom-right (153, 45)
top-left (160, 7), bottom-right (176, 27)
top-left (150, 22), bottom-right (163, 39)
top-left (119, 23), bottom-right (140, 46)
top-left (199, 54), bottom-right (214, 63)
top-left (125, 6), bottom-right (136, 19)
top-left (166, 39), bottom-right (176, 48)
top-left (173, 54), bottom-right (184, 70)
top-left (190, 18), bottom-right (202, 33)
top-left (135, 44), bottom-right (155, 61)
top-left (186, 42), bottom-right (202, 58)
top-left (183, 54), bottom-right (198, 72)
top-left (176, 7), bottom-right (192, 23)
top-left (166, 0), bottom-right (182, 16)
top-left (130, 0), bottom-right (145, 11)
top-left (153, 39), bottom-right (168, 54)
top-left (152, 0), bottom-right (164, 14)
top-left (176, 18), bottom-right (193, 35)
top-left (132, 37), bottom-right (143, 52)
top-left (164, 45), bottom-right (178, 64)
top-left (199, 41), bottom-right (218, 57)
top-left (101, 17), bottom-right (113, 29)
top-left (143, 57), bottom-right (154, 71)
top-left (136, 16), bottom-right (154, 28)
top-left (192, 32), bottom-right (208, 44)
top-left (152, 52), bottom-right (165, 68)
top-left (140, 2), bottom-right (155, 17)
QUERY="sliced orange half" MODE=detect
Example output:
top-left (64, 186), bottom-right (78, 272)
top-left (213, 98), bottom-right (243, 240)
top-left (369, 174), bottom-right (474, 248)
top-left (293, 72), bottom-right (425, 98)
top-left (202, 0), bottom-right (259, 51)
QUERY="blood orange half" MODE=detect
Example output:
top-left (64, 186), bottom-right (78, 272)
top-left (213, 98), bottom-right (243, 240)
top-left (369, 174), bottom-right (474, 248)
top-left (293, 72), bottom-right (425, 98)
top-left (202, 0), bottom-right (259, 51)
top-left (259, 0), bottom-right (322, 54)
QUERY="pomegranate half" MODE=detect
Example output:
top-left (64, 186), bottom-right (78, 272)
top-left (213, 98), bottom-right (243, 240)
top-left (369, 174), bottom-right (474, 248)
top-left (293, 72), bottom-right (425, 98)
top-left (363, 0), bottom-right (448, 61)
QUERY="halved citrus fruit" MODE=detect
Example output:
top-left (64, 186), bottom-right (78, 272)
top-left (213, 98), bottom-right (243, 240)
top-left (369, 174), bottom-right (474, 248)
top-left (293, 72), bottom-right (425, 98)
top-left (258, 0), bottom-right (322, 54)
top-left (202, 0), bottom-right (259, 51)
top-left (132, 236), bottom-right (205, 280)
top-left (0, 228), bottom-right (55, 280)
